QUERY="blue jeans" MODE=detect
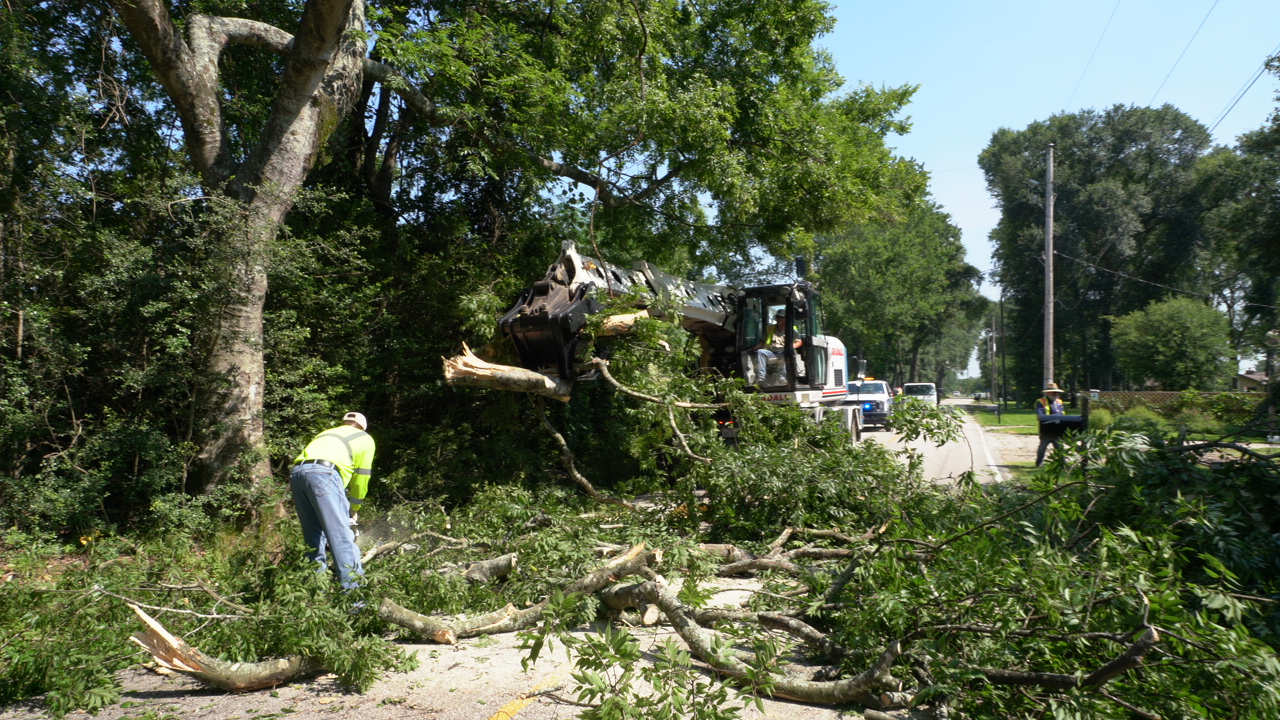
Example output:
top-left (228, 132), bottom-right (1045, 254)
top-left (290, 464), bottom-right (363, 590)
top-left (755, 349), bottom-right (779, 382)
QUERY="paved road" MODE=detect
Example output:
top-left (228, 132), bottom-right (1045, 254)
top-left (867, 399), bottom-right (1007, 483)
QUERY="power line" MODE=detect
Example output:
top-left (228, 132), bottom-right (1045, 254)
top-left (1209, 42), bottom-right (1280, 134)
top-left (1066, 0), bottom-right (1122, 111)
top-left (1054, 250), bottom-right (1279, 310)
top-left (1149, 0), bottom-right (1218, 106)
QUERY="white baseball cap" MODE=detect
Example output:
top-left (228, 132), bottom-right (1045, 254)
top-left (342, 412), bottom-right (368, 430)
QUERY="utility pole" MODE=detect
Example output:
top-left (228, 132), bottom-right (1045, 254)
top-left (1044, 144), bottom-right (1055, 389)
top-left (1000, 297), bottom-right (1008, 411)
top-left (991, 312), bottom-right (1000, 421)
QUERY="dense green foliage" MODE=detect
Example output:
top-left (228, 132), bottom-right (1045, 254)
top-left (0, 0), bottom-right (932, 535)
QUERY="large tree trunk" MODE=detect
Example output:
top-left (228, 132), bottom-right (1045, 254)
top-left (191, 219), bottom-right (271, 493)
top-left (110, 0), bottom-right (367, 491)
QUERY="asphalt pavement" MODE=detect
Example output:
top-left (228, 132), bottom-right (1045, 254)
top-left (870, 399), bottom-right (1006, 483)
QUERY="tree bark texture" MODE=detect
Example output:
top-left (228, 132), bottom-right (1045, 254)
top-left (458, 552), bottom-right (518, 583)
top-left (601, 581), bottom-right (660, 625)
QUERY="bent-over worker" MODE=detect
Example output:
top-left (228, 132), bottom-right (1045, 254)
top-left (1035, 383), bottom-right (1065, 467)
top-left (291, 411), bottom-right (375, 590)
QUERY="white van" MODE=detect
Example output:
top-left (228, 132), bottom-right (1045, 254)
top-left (902, 382), bottom-right (939, 405)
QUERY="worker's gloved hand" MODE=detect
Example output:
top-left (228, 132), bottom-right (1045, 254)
top-left (349, 513), bottom-right (359, 539)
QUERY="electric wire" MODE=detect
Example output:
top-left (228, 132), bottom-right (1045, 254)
top-left (1054, 250), bottom-right (1279, 310)
top-left (1149, 0), bottom-right (1218, 106)
top-left (1066, 0), bottom-right (1123, 111)
top-left (1209, 41), bottom-right (1280, 134)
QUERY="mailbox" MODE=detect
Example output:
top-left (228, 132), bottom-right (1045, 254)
top-left (1038, 415), bottom-right (1087, 440)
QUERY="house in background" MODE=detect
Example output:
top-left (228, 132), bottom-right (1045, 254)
top-left (1233, 371), bottom-right (1269, 392)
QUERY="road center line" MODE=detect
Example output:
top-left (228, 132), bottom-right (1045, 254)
top-left (486, 668), bottom-right (571, 720)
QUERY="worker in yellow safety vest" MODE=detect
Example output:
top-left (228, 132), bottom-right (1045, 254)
top-left (291, 412), bottom-right (376, 591)
top-left (1035, 383), bottom-right (1066, 466)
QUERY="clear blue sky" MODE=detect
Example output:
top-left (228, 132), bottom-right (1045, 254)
top-left (823, 0), bottom-right (1280, 299)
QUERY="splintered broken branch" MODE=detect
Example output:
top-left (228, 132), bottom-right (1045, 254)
top-left (128, 604), bottom-right (322, 691)
top-left (443, 343), bottom-right (573, 401)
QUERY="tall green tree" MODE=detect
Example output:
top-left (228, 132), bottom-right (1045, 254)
top-left (1110, 296), bottom-right (1234, 390)
top-left (0, 0), bottom-right (930, 531)
top-left (1196, 57), bottom-right (1280, 392)
top-left (980, 104), bottom-right (1214, 396)
top-left (814, 199), bottom-right (984, 385)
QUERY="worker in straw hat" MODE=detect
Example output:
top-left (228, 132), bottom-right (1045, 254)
top-left (1035, 383), bottom-right (1066, 467)
top-left (291, 412), bottom-right (376, 591)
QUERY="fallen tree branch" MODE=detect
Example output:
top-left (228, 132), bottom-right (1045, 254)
top-left (156, 580), bottom-right (253, 615)
top-left (128, 604), bottom-right (322, 691)
top-left (457, 553), bottom-right (518, 584)
top-left (667, 406), bottom-right (712, 464)
top-left (972, 627), bottom-right (1160, 692)
top-left (362, 531), bottom-right (434, 564)
top-left (377, 599), bottom-right (518, 644)
top-left (639, 579), bottom-right (904, 705)
top-left (380, 544), bottom-right (655, 643)
top-left (1171, 440), bottom-right (1277, 463)
top-left (718, 556), bottom-right (807, 577)
top-left (689, 608), bottom-right (875, 662)
top-left (697, 544), bottom-right (754, 564)
top-left (443, 343), bottom-right (573, 401)
top-left (601, 581), bottom-right (661, 625)
top-left (97, 586), bottom-right (246, 620)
